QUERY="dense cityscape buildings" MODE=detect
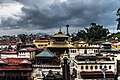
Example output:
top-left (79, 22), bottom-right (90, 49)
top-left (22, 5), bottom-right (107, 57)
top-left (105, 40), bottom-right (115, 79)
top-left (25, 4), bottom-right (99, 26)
top-left (0, 27), bottom-right (120, 80)
top-left (0, 0), bottom-right (120, 80)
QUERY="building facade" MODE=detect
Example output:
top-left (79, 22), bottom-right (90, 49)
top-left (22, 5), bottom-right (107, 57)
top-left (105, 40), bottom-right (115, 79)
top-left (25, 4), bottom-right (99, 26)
top-left (0, 58), bottom-right (32, 80)
top-left (73, 54), bottom-right (115, 80)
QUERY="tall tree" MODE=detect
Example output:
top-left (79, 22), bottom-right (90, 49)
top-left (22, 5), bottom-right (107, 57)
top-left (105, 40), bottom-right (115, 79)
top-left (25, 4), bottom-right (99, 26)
top-left (18, 34), bottom-right (26, 44)
top-left (116, 8), bottom-right (120, 30)
top-left (72, 23), bottom-right (109, 42)
top-left (85, 23), bottom-right (109, 41)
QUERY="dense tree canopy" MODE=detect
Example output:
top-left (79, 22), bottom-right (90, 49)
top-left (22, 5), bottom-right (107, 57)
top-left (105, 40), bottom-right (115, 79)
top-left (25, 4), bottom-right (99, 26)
top-left (71, 23), bottom-right (110, 42)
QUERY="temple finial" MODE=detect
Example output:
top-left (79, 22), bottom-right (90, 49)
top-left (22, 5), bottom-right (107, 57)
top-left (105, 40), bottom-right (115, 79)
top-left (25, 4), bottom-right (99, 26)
top-left (59, 27), bottom-right (62, 32)
top-left (58, 27), bottom-right (63, 34)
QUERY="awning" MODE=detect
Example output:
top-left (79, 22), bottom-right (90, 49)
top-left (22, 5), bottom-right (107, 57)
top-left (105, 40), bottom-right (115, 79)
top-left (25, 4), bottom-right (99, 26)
top-left (80, 71), bottom-right (115, 79)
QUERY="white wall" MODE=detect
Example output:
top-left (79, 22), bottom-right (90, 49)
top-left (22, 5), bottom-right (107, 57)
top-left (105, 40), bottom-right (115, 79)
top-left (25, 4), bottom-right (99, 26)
top-left (1, 54), bottom-right (17, 59)
top-left (18, 52), bottom-right (30, 58)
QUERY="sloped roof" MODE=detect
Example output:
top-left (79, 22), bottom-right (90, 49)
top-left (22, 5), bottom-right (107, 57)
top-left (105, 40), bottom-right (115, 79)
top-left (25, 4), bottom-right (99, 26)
top-left (116, 42), bottom-right (120, 45)
top-left (36, 49), bottom-right (54, 57)
top-left (52, 33), bottom-right (69, 38)
top-left (47, 43), bottom-right (74, 48)
top-left (74, 41), bottom-right (87, 44)
top-left (100, 48), bottom-right (118, 52)
top-left (1, 51), bottom-right (17, 54)
top-left (20, 47), bottom-right (36, 51)
top-left (0, 59), bottom-right (4, 63)
top-left (80, 71), bottom-right (114, 75)
top-left (3, 58), bottom-right (31, 65)
top-left (52, 29), bottom-right (69, 38)
top-left (33, 40), bottom-right (50, 43)
top-left (21, 59), bottom-right (31, 64)
top-left (102, 42), bottom-right (112, 45)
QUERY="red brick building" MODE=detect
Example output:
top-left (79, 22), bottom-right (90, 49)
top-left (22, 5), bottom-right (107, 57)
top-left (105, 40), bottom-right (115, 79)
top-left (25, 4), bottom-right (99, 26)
top-left (0, 58), bottom-right (32, 80)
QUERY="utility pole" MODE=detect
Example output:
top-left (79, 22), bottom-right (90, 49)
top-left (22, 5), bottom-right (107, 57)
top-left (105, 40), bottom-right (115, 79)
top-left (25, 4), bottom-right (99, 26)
top-left (66, 24), bottom-right (69, 36)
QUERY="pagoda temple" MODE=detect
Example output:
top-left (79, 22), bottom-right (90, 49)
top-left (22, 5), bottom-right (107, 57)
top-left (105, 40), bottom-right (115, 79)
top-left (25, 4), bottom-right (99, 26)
top-left (47, 29), bottom-right (74, 57)
top-left (32, 49), bottom-right (61, 79)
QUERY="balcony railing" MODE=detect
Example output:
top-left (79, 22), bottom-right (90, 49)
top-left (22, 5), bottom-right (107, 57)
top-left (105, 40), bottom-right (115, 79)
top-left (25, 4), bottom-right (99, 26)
top-left (32, 64), bottom-right (61, 68)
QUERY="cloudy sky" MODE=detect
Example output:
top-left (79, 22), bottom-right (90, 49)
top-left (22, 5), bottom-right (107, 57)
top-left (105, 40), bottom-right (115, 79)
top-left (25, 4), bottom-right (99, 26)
top-left (0, 0), bottom-right (120, 35)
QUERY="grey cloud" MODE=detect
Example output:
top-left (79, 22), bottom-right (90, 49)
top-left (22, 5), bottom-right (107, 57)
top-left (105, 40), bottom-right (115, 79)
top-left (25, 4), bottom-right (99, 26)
top-left (0, 0), bottom-right (16, 3)
top-left (0, 18), bottom-right (20, 29)
top-left (1, 0), bottom-right (120, 31)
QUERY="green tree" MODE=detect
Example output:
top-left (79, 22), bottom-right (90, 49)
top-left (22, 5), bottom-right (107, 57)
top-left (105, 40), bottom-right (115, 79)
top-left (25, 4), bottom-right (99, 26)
top-left (86, 23), bottom-right (109, 41)
top-left (72, 23), bottom-right (110, 42)
top-left (18, 34), bottom-right (26, 44)
top-left (77, 30), bottom-right (86, 41)
top-left (116, 8), bottom-right (120, 30)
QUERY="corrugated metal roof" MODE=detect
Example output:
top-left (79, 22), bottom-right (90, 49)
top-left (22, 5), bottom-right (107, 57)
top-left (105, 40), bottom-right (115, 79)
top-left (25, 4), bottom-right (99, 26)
top-left (36, 49), bottom-right (54, 57)
top-left (102, 42), bottom-right (112, 45)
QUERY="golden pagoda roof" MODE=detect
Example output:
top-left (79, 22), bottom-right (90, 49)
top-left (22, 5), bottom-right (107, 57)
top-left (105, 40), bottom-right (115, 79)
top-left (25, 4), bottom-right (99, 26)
top-left (52, 34), bottom-right (69, 38)
top-left (47, 43), bottom-right (74, 48)
top-left (52, 29), bottom-right (69, 38)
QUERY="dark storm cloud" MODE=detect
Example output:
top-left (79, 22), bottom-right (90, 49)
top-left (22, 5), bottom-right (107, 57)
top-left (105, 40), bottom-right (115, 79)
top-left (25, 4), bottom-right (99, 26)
top-left (1, 0), bottom-right (120, 30)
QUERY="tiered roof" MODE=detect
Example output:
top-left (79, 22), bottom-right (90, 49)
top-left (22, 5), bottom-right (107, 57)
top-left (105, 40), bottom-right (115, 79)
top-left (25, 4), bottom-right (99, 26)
top-left (52, 29), bottom-right (69, 38)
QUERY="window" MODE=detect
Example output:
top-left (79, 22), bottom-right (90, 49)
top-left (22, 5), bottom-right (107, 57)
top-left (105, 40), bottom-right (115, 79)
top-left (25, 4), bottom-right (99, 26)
top-left (23, 65), bottom-right (28, 68)
top-left (95, 66), bottom-right (98, 69)
top-left (90, 66), bottom-right (93, 69)
top-left (86, 66), bottom-right (88, 69)
top-left (73, 50), bottom-right (74, 53)
top-left (112, 58), bottom-right (114, 60)
top-left (75, 50), bottom-right (76, 53)
top-left (100, 66), bottom-right (102, 69)
top-left (96, 50), bottom-right (98, 52)
top-left (109, 66), bottom-right (111, 69)
top-left (104, 65), bottom-right (107, 68)
top-left (0, 65), bottom-right (3, 68)
top-left (81, 66), bottom-right (83, 69)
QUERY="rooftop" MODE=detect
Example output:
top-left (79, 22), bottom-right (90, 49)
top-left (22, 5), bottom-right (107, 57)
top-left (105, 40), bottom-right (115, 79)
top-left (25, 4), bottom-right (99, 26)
top-left (52, 29), bottom-right (69, 38)
top-left (36, 49), bottom-right (54, 57)
top-left (47, 43), bottom-right (74, 48)
top-left (20, 47), bottom-right (36, 51)
top-left (75, 54), bottom-right (111, 61)
top-left (1, 51), bottom-right (17, 54)
top-left (74, 41), bottom-right (87, 44)
top-left (33, 40), bottom-right (50, 43)
top-left (102, 42), bottom-right (112, 45)
top-left (2, 58), bottom-right (31, 65)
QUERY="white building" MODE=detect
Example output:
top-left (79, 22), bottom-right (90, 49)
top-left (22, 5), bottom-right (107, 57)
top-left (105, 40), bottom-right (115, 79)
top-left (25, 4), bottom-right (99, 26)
top-left (73, 54), bottom-right (115, 80)
top-left (0, 51), bottom-right (17, 59)
top-left (17, 47), bottom-right (36, 60)
top-left (0, 44), bottom-right (16, 49)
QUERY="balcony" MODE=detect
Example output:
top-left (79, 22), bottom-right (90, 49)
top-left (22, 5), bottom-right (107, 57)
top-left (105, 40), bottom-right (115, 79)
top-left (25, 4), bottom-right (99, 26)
top-left (32, 64), bottom-right (61, 68)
